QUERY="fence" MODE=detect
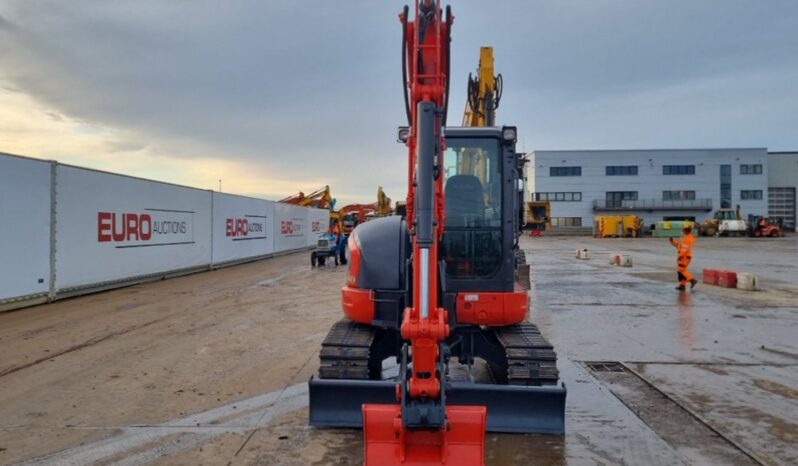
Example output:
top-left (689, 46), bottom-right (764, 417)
top-left (0, 152), bottom-right (328, 311)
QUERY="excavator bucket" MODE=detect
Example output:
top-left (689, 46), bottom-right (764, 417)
top-left (363, 403), bottom-right (486, 466)
top-left (309, 377), bottom-right (566, 434)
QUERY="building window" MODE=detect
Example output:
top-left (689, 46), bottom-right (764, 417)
top-left (550, 166), bottom-right (581, 177)
top-left (720, 165), bottom-right (732, 208)
top-left (605, 191), bottom-right (638, 208)
top-left (740, 190), bottom-right (763, 200)
top-left (535, 192), bottom-right (582, 202)
top-left (663, 190), bottom-right (696, 201)
top-left (663, 165), bottom-right (695, 175)
top-left (606, 165), bottom-right (638, 176)
top-left (740, 164), bottom-right (763, 175)
top-left (551, 217), bottom-right (582, 227)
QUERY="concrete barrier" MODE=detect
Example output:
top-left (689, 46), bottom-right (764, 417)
top-left (736, 272), bottom-right (759, 291)
top-left (703, 269), bottom-right (718, 285)
top-left (716, 270), bottom-right (738, 288)
top-left (609, 254), bottom-right (633, 267)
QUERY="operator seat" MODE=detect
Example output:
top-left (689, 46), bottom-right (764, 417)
top-left (443, 175), bottom-right (485, 278)
top-left (445, 175), bottom-right (484, 227)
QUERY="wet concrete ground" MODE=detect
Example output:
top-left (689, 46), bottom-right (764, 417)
top-left (0, 235), bottom-right (796, 465)
top-left (528, 235), bottom-right (798, 466)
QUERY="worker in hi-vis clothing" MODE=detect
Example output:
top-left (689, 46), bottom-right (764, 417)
top-left (670, 226), bottom-right (698, 291)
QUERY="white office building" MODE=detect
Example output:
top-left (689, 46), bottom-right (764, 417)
top-left (768, 152), bottom-right (798, 231)
top-left (525, 148), bottom-right (769, 230)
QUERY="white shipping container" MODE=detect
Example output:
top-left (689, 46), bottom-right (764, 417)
top-left (306, 207), bottom-right (330, 247)
top-left (273, 203), bottom-right (309, 253)
top-left (54, 165), bottom-right (212, 290)
top-left (212, 192), bottom-right (275, 264)
top-left (0, 154), bottom-right (53, 301)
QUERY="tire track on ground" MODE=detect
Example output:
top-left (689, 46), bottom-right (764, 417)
top-left (0, 316), bottom-right (171, 379)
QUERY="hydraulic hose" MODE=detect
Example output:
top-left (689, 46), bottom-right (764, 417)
top-left (493, 73), bottom-right (503, 111)
top-left (401, 5), bottom-right (411, 126)
top-left (443, 5), bottom-right (452, 125)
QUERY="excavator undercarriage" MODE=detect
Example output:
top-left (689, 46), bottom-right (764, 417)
top-left (310, 318), bottom-right (566, 434)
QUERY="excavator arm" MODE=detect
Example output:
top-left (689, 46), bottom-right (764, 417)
top-left (362, 2), bottom-right (488, 465)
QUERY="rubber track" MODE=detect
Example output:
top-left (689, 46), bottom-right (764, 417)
top-left (318, 319), bottom-right (560, 386)
top-left (318, 319), bottom-right (375, 380)
top-left (493, 322), bottom-right (560, 386)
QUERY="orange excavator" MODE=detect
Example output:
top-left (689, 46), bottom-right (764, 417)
top-left (309, 3), bottom-right (565, 465)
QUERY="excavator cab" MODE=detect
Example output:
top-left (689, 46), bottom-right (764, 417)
top-left (442, 127), bottom-right (520, 287)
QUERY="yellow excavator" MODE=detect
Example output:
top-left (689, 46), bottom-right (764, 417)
top-left (279, 185), bottom-right (335, 209)
top-left (457, 47), bottom-right (505, 209)
top-left (376, 186), bottom-right (392, 216)
top-left (463, 46), bottom-right (502, 128)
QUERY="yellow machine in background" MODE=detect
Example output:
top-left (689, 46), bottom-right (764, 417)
top-left (376, 186), bottom-right (392, 216)
top-left (459, 46), bottom-right (504, 206)
top-left (594, 215), bottom-right (643, 238)
top-left (699, 207), bottom-right (747, 236)
top-left (282, 185), bottom-right (393, 233)
top-left (279, 185), bottom-right (334, 209)
top-left (526, 200), bottom-right (551, 234)
top-left (463, 47), bottom-right (502, 127)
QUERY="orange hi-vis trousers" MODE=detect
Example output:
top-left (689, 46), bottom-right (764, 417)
top-left (677, 254), bottom-right (693, 286)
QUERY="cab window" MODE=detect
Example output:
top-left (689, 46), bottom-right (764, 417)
top-left (442, 137), bottom-right (502, 278)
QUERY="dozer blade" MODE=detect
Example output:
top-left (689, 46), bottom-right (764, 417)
top-left (309, 377), bottom-right (566, 434)
top-left (363, 403), bottom-right (486, 466)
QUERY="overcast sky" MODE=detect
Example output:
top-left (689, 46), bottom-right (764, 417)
top-left (1, 1), bottom-right (796, 204)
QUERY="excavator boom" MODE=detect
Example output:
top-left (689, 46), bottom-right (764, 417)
top-left (279, 185), bottom-right (334, 209)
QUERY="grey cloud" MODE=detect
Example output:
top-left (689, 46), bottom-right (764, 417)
top-left (102, 140), bottom-right (149, 153)
top-left (0, 0), bottom-right (796, 201)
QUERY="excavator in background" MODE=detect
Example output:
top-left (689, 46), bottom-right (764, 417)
top-left (279, 185), bottom-right (335, 210)
top-left (313, 188), bottom-right (396, 267)
top-left (337, 187), bottom-right (394, 234)
top-left (463, 45), bottom-right (536, 238)
top-left (284, 186), bottom-right (393, 266)
top-left (309, 3), bottom-right (565, 465)
top-left (463, 46), bottom-right (502, 127)
top-left (376, 186), bottom-right (393, 216)
top-left (338, 203), bottom-right (378, 234)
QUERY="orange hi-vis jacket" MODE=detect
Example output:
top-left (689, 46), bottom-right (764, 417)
top-left (672, 233), bottom-right (696, 258)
